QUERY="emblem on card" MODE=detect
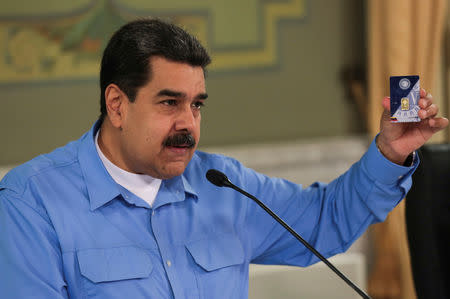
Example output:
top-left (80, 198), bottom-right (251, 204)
top-left (399, 78), bottom-right (411, 90)
top-left (401, 97), bottom-right (410, 110)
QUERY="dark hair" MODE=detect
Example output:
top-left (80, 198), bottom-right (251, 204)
top-left (99, 18), bottom-right (211, 123)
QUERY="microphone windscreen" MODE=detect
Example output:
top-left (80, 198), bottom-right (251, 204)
top-left (206, 169), bottom-right (229, 187)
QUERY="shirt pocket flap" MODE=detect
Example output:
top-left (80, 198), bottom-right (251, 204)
top-left (186, 233), bottom-right (244, 272)
top-left (77, 246), bottom-right (153, 283)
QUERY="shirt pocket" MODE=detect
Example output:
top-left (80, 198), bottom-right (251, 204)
top-left (185, 233), bottom-right (245, 298)
top-left (77, 246), bottom-right (154, 298)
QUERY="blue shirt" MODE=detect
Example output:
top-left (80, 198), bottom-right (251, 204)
top-left (0, 122), bottom-right (417, 299)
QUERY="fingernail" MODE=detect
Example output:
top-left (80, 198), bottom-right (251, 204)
top-left (426, 93), bottom-right (432, 99)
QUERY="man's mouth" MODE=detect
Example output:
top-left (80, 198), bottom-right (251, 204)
top-left (168, 144), bottom-right (193, 149)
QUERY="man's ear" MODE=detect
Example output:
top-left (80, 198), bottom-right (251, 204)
top-left (104, 84), bottom-right (128, 129)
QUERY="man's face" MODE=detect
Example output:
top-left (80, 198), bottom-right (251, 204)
top-left (116, 56), bottom-right (206, 179)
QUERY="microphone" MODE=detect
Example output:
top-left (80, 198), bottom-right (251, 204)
top-left (205, 169), bottom-right (233, 188)
top-left (206, 169), bottom-right (371, 299)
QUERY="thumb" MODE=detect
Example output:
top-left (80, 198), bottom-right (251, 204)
top-left (382, 96), bottom-right (390, 111)
top-left (380, 96), bottom-right (393, 127)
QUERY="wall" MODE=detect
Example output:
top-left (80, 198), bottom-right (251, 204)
top-left (0, 0), bottom-right (365, 165)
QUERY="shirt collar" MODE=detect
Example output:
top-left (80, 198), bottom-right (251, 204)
top-left (151, 173), bottom-right (198, 210)
top-left (78, 121), bottom-right (198, 211)
top-left (78, 121), bottom-right (122, 211)
top-left (182, 175), bottom-right (198, 198)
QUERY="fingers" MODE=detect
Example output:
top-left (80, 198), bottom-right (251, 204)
top-left (419, 88), bottom-right (427, 98)
top-left (418, 90), bottom-right (449, 131)
top-left (418, 92), bottom-right (433, 109)
top-left (428, 117), bottom-right (449, 132)
top-left (418, 103), bottom-right (438, 119)
top-left (418, 90), bottom-right (439, 120)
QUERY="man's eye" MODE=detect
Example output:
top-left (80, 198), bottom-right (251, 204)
top-left (162, 100), bottom-right (177, 106)
top-left (192, 101), bottom-right (205, 110)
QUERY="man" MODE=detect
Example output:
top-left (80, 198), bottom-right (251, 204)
top-left (0, 19), bottom-right (448, 299)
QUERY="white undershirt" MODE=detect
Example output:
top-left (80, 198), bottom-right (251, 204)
top-left (95, 131), bottom-right (161, 207)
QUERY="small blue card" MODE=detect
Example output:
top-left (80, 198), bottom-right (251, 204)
top-left (390, 75), bottom-right (420, 123)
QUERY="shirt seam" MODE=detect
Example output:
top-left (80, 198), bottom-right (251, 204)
top-left (1, 188), bottom-right (54, 227)
top-left (13, 159), bottom-right (79, 198)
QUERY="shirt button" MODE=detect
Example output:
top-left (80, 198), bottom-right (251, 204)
top-left (166, 260), bottom-right (172, 267)
top-left (152, 210), bottom-right (155, 216)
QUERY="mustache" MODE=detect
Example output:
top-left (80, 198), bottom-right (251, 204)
top-left (163, 133), bottom-right (196, 148)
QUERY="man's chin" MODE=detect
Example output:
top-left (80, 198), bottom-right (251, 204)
top-left (157, 162), bottom-right (189, 179)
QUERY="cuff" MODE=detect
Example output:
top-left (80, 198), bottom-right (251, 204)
top-left (361, 136), bottom-right (419, 185)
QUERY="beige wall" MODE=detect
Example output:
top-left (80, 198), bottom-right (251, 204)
top-left (0, 0), bottom-right (365, 165)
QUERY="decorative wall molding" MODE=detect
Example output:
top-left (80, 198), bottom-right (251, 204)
top-left (0, 0), bottom-right (306, 83)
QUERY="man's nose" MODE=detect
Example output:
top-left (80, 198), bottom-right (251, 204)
top-left (174, 105), bottom-right (197, 131)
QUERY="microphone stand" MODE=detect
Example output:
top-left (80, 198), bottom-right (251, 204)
top-left (207, 169), bottom-right (371, 299)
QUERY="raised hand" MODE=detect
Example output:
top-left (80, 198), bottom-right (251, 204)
top-left (376, 89), bottom-right (449, 165)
